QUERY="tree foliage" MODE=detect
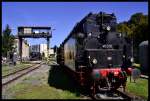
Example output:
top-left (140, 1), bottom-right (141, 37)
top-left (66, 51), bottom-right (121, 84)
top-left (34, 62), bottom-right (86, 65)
top-left (117, 12), bottom-right (148, 46)
top-left (2, 24), bottom-right (15, 57)
top-left (117, 13), bottom-right (148, 62)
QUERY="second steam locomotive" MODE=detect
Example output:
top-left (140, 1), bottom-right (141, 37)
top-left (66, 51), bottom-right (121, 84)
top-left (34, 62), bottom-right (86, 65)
top-left (57, 12), bottom-right (132, 94)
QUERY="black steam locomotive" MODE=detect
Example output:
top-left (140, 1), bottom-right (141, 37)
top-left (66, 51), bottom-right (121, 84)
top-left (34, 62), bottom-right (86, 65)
top-left (57, 12), bottom-right (132, 94)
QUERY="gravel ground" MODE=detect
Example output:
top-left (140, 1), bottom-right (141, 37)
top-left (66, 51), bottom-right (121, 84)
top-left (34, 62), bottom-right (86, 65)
top-left (2, 63), bottom-right (86, 99)
top-left (2, 64), bottom-right (50, 99)
top-left (2, 64), bottom-right (41, 85)
top-left (2, 63), bottom-right (32, 77)
top-left (2, 63), bottom-right (148, 100)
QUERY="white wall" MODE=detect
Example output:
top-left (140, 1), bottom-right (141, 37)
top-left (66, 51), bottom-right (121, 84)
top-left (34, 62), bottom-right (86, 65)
top-left (49, 48), bottom-right (54, 54)
top-left (29, 43), bottom-right (54, 58)
top-left (40, 44), bottom-right (47, 54)
top-left (14, 38), bottom-right (29, 59)
top-left (22, 40), bottom-right (29, 59)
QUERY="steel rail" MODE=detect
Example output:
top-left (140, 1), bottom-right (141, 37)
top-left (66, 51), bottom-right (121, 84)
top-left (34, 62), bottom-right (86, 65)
top-left (92, 89), bottom-right (132, 100)
top-left (2, 64), bottom-right (37, 78)
top-left (2, 62), bottom-right (43, 86)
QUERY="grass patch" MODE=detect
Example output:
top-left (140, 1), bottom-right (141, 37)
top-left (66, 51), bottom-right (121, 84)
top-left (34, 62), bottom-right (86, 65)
top-left (16, 85), bottom-right (80, 99)
top-left (7, 83), bottom-right (81, 99)
top-left (2, 63), bottom-right (32, 76)
top-left (3, 65), bottom-right (82, 99)
top-left (126, 77), bottom-right (148, 99)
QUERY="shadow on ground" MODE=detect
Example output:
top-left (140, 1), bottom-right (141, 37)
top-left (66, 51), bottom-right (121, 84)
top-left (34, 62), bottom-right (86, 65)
top-left (47, 65), bottom-right (89, 97)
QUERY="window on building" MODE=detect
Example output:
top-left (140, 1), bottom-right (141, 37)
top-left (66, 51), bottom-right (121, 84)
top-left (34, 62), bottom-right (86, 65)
top-left (24, 28), bottom-right (32, 34)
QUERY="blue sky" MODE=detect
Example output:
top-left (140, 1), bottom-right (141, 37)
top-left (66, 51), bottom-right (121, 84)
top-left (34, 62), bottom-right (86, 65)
top-left (2, 2), bottom-right (148, 47)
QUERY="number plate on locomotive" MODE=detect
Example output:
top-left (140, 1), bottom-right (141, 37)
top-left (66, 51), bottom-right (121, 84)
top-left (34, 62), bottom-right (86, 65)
top-left (102, 44), bottom-right (112, 48)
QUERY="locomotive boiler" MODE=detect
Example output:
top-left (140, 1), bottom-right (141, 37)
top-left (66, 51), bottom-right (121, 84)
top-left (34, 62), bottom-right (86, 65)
top-left (57, 12), bottom-right (132, 94)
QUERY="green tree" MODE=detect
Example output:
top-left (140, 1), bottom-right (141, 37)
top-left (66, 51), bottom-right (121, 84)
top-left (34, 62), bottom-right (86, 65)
top-left (2, 24), bottom-right (15, 57)
top-left (130, 13), bottom-right (148, 47)
top-left (117, 22), bottom-right (132, 37)
top-left (117, 13), bottom-right (148, 63)
top-left (129, 13), bottom-right (148, 26)
top-left (117, 13), bottom-right (148, 43)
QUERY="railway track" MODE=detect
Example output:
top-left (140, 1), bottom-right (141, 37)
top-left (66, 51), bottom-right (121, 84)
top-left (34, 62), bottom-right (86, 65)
top-left (2, 64), bottom-right (37, 78)
top-left (2, 62), bottom-right (43, 86)
top-left (92, 89), bottom-right (132, 100)
top-left (55, 64), bottom-right (132, 100)
top-left (2, 61), bottom-right (43, 78)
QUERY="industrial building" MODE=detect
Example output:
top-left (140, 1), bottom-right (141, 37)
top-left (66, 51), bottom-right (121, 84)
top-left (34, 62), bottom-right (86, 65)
top-left (29, 44), bottom-right (54, 58)
top-left (14, 38), bottom-right (30, 60)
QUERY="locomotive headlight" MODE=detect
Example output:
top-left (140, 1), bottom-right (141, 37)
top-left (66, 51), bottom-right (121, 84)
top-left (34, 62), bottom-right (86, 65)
top-left (107, 57), bottom-right (112, 60)
top-left (106, 26), bottom-right (111, 31)
top-left (123, 55), bottom-right (125, 58)
top-left (88, 33), bottom-right (92, 37)
top-left (92, 58), bottom-right (97, 64)
top-left (130, 57), bottom-right (134, 62)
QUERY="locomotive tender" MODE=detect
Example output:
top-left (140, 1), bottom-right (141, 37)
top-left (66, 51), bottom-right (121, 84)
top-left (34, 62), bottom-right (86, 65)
top-left (57, 12), bottom-right (132, 94)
